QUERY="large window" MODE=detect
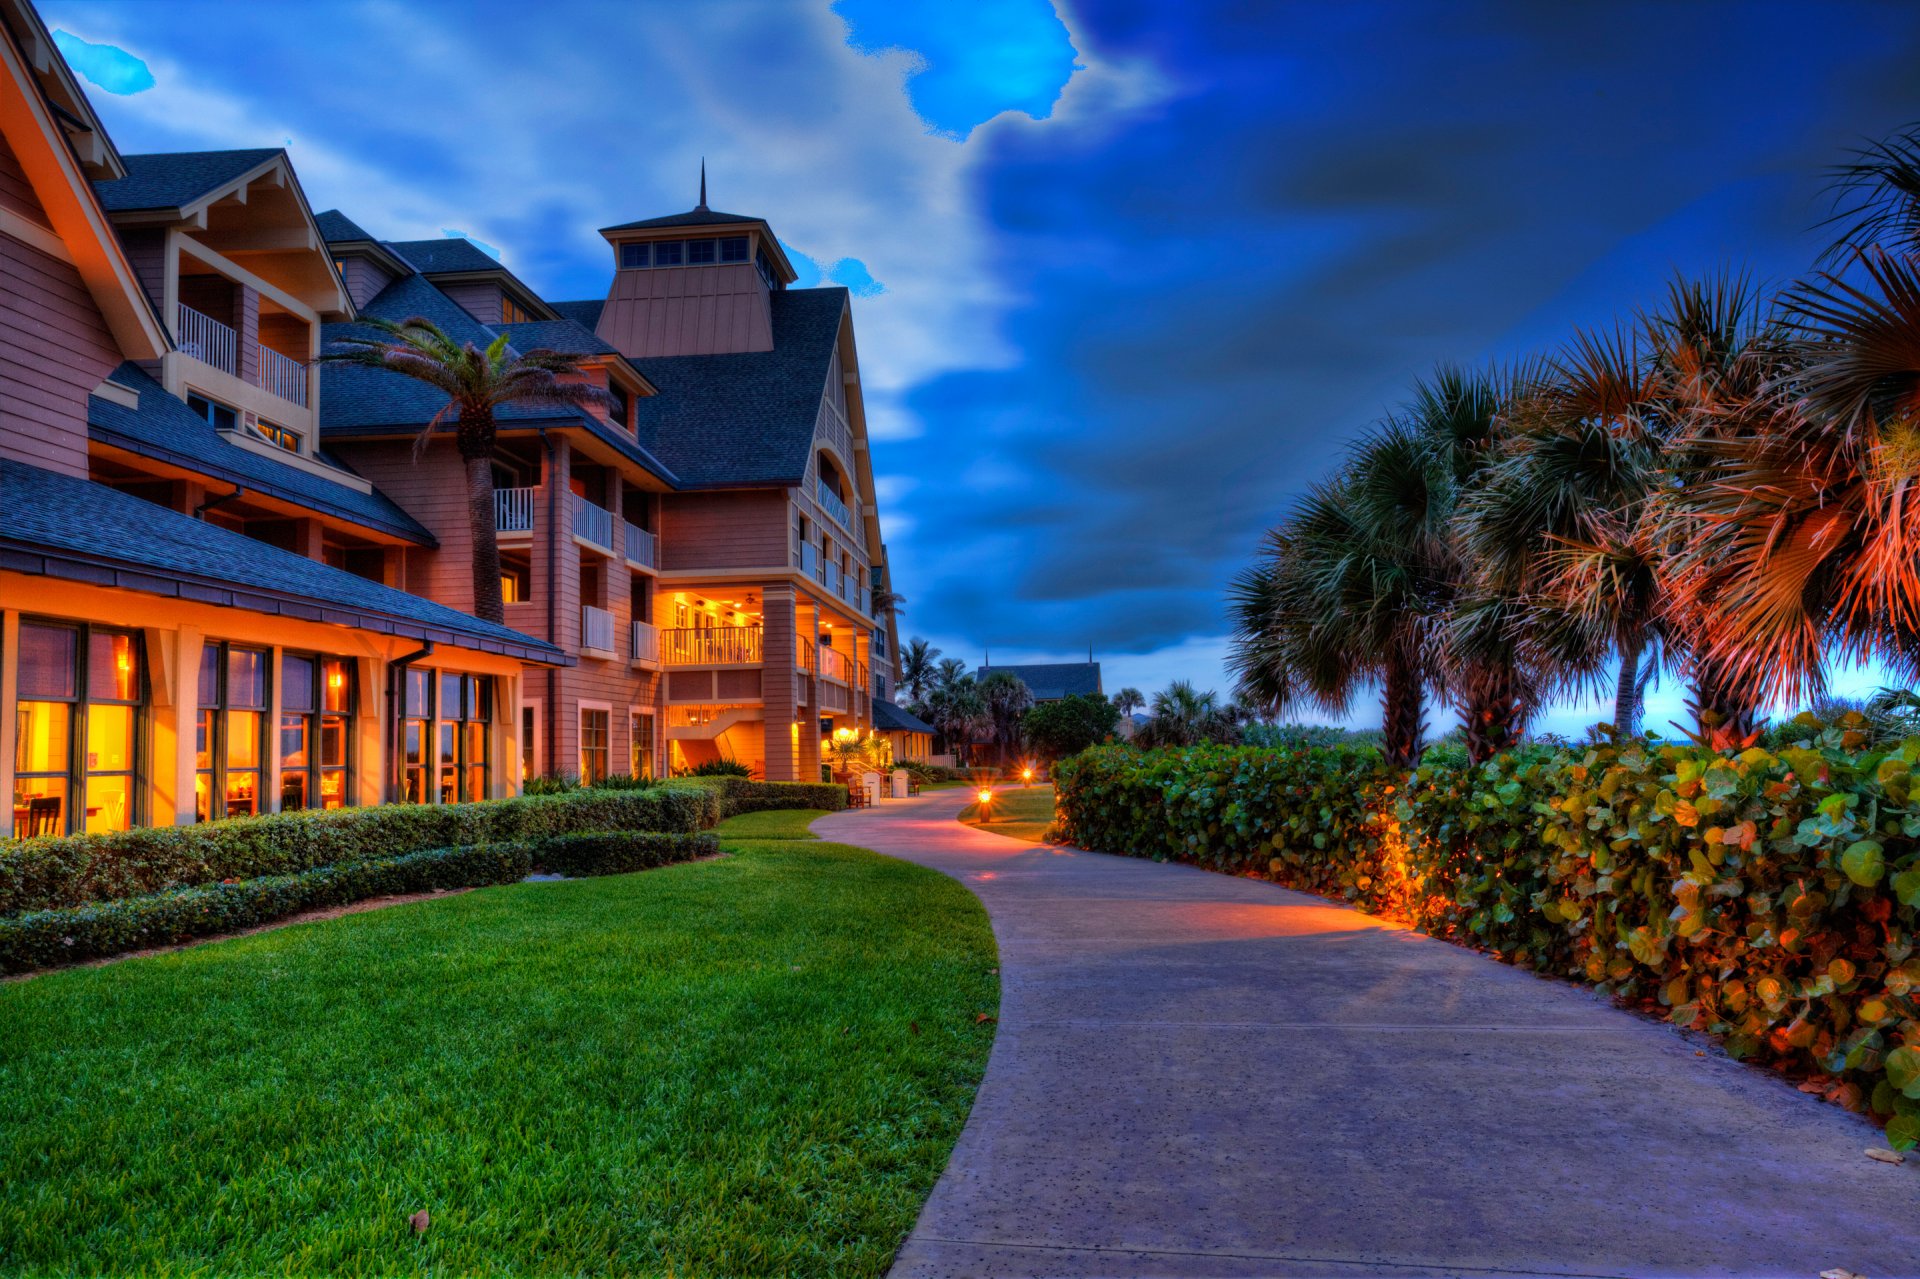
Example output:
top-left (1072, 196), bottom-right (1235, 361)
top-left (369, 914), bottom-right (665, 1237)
top-left (402, 667), bottom-right (431, 804)
top-left (257, 419), bottom-right (301, 453)
top-left (438, 672), bottom-right (492, 803)
top-left (630, 711), bottom-right (656, 780)
top-left (186, 393), bottom-right (239, 433)
top-left (13, 621), bottom-right (144, 836)
top-left (579, 707), bottom-right (610, 784)
top-left (620, 242), bottom-right (648, 270)
top-left (280, 654), bottom-right (352, 811)
top-left (197, 643), bottom-right (267, 820)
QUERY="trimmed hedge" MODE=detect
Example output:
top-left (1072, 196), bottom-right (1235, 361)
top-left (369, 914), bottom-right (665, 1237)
top-left (0, 787), bottom-right (720, 918)
top-left (1055, 727), bottom-right (1920, 1149)
top-left (532, 830), bottom-right (720, 878)
top-left (0, 843), bottom-right (530, 974)
top-left (672, 776), bottom-right (850, 816)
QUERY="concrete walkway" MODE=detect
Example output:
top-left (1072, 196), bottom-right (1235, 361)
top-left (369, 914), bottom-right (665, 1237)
top-left (814, 789), bottom-right (1920, 1279)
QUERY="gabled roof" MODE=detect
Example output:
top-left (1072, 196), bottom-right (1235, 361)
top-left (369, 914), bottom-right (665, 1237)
top-left (873, 698), bottom-right (933, 734)
top-left (93, 148), bottom-right (280, 213)
top-left (549, 298), bottom-right (605, 329)
top-left (88, 363), bottom-right (434, 545)
top-left (498, 319), bottom-right (617, 358)
top-left (0, 457), bottom-right (566, 664)
top-left (314, 208), bottom-right (377, 243)
top-left (627, 287), bottom-right (847, 488)
top-left (385, 236), bottom-right (505, 275)
top-left (976, 663), bottom-right (1104, 701)
top-left (319, 273), bottom-right (677, 485)
top-left (600, 208), bottom-right (766, 232)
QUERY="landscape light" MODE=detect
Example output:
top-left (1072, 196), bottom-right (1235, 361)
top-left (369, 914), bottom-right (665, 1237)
top-left (977, 787), bottom-right (994, 806)
top-left (1021, 767), bottom-right (1033, 785)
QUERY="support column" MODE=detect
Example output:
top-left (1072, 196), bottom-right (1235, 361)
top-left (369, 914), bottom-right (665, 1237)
top-left (761, 586), bottom-right (798, 782)
top-left (0, 611), bottom-right (16, 828)
top-left (171, 629), bottom-right (204, 823)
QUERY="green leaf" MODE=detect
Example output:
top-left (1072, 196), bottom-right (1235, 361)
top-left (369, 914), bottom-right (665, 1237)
top-left (1887, 1113), bottom-right (1920, 1151)
top-left (1895, 869), bottom-right (1920, 908)
top-left (1886, 1046), bottom-right (1920, 1098)
top-left (1843, 839), bottom-right (1886, 887)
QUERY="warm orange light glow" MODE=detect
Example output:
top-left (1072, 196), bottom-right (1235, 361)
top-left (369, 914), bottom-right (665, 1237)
top-left (327, 670), bottom-right (343, 691)
top-left (977, 788), bottom-right (994, 805)
top-left (1021, 768), bottom-right (1033, 783)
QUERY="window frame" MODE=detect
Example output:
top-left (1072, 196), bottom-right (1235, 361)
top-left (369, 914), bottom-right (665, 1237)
top-left (12, 619), bottom-right (147, 837)
top-left (277, 653), bottom-right (354, 812)
top-left (196, 641), bottom-right (270, 822)
top-left (578, 702), bottom-right (612, 785)
top-left (186, 392), bottom-right (239, 433)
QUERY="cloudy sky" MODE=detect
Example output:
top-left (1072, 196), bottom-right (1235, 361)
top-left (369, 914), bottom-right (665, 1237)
top-left (41, 0), bottom-right (1920, 734)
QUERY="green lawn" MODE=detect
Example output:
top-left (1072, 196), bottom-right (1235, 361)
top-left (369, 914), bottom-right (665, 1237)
top-left (713, 807), bottom-right (829, 840)
top-left (0, 829), bottom-right (998, 1277)
top-left (959, 784), bottom-right (1057, 843)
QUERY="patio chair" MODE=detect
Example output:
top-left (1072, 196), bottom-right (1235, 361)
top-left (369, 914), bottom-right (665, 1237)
top-left (846, 782), bottom-right (870, 809)
top-left (25, 796), bottom-right (60, 837)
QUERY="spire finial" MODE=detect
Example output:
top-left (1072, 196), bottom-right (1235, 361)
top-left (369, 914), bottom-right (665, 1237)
top-left (698, 158), bottom-right (707, 211)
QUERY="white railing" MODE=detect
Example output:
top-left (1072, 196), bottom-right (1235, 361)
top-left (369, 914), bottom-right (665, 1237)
top-left (494, 487), bottom-right (536, 532)
top-left (581, 604), bottom-right (616, 655)
top-left (177, 304), bottom-right (237, 378)
top-left (820, 681), bottom-right (850, 713)
top-left (630, 620), bottom-right (659, 664)
top-left (662, 626), bottom-right (763, 665)
top-left (260, 346), bottom-right (308, 406)
top-left (572, 493), bottom-right (614, 551)
top-left (622, 520), bottom-right (657, 569)
top-left (817, 644), bottom-right (851, 684)
top-left (817, 481), bottom-right (853, 531)
top-left (826, 562), bottom-right (842, 597)
top-left (796, 542), bottom-right (819, 578)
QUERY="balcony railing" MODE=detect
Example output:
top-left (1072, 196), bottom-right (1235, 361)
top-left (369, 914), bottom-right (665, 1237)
top-left (796, 635), bottom-right (816, 675)
top-left (494, 487), bottom-right (536, 533)
top-left (622, 519), bottom-right (657, 569)
top-left (260, 346), bottom-right (308, 407)
top-left (581, 605), bottom-right (616, 655)
top-left (630, 620), bottom-right (659, 664)
top-left (795, 541), bottom-right (819, 578)
top-left (176, 304), bottom-right (238, 378)
top-left (661, 625), bottom-right (763, 666)
top-left (817, 644), bottom-right (851, 684)
top-left (572, 493), bottom-right (614, 551)
top-left (817, 481), bottom-right (853, 531)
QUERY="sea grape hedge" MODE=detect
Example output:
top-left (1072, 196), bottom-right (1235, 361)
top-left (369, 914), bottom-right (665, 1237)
top-left (0, 787), bottom-right (722, 917)
top-left (674, 776), bottom-right (851, 815)
top-left (1055, 725), bottom-right (1920, 1149)
top-left (532, 830), bottom-right (720, 878)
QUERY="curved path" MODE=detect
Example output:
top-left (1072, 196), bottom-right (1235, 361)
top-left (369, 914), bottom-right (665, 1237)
top-left (814, 789), bottom-right (1920, 1279)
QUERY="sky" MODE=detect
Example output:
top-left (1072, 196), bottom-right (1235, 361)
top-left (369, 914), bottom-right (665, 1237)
top-left (40, 0), bottom-right (1920, 736)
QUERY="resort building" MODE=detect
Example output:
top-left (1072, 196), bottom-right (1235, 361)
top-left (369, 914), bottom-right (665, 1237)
top-left (0, 0), bottom-right (902, 834)
top-left (975, 662), bottom-right (1104, 703)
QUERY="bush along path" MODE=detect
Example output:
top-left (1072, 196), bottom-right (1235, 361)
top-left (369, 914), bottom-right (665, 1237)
top-left (836, 783), bottom-right (1920, 1278)
top-left (1054, 723), bottom-right (1920, 1151)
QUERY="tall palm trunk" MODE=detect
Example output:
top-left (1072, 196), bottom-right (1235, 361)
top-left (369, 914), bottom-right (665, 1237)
top-left (1461, 666), bottom-right (1525, 763)
top-left (1381, 640), bottom-right (1426, 770)
top-left (1611, 631), bottom-right (1644, 736)
top-left (463, 450), bottom-right (506, 625)
top-left (1688, 656), bottom-right (1762, 749)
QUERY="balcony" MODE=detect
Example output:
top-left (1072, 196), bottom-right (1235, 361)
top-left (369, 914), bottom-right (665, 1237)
top-left (630, 620), bottom-right (660, 665)
top-left (176, 303), bottom-right (308, 408)
top-left (817, 480), bottom-right (853, 531)
top-left (817, 644), bottom-right (852, 684)
top-left (662, 626), bottom-right (763, 666)
top-left (572, 493), bottom-right (615, 552)
top-left (581, 604), bottom-right (616, 657)
top-left (494, 486), bottom-right (537, 533)
top-left (622, 519), bottom-right (657, 570)
top-left (795, 541), bottom-right (820, 579)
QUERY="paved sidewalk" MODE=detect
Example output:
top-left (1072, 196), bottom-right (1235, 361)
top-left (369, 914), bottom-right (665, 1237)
top-left (813, 789), bottom-right (1920, 1279)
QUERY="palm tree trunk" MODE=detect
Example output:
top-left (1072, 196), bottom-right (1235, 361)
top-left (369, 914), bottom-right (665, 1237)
top-left (465, 453), bottom-right (506, 625)
top-left (1611, 632), bottom-right (1644, 736)
top-left (1381, 643), bottom-right (1425, 770)
top-left (1462, 667), bottom-right (1524, 764)
top-left (1689, 658), bottom-right (1761, 749)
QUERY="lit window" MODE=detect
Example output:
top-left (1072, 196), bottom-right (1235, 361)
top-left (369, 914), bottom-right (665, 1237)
top-left (720, 237), bottom-right (749, 263)
top-left (580, 707), bottom-right (610, 784)
top-left (501, 296), bottom-right (532, 325)
top-left (439, 672), bottom-right (492, 803)
top-left (279, 654), bottom-right (353, 811)
top-left (196, 642), bottom-right (267, 822)
top-left (687, 238), bottom-right (717, 265)
top-left (630, 711), bottom-right (656, 779)
top-left (187, 393), bottom-right (238, 433)
top-left (620, 242), bottom-right (648, 270)
top-left (257, 420), bottom-right (302, 452)
top-left (653, 241), bottom-right (683, 267)
top-left (13, 621), bottom-right (144, 836)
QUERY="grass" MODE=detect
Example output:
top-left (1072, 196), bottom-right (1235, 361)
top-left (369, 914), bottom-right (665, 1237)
top-left (0, 828), bottom-right (998, 1277)
top-left (959, 784), bottom-right (1057, 843)
top-left (712, 807), bottom-right (829, 840)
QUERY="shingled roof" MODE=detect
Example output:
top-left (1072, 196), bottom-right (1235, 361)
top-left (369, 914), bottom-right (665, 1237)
top-left (0, 457), bottom-right (565, 664)
top-left (627, 287), bottom-right (847, 488)
top-left (89, 363), bottom-right (434, 545)
top-left (600, 208), bottom-right (766, 232)
top-left (873, 698), bottom-right (933, 734)
top-left (93, 149), bottom-right (280, 212)
top-left (976, 663), bottom-right (1104, 701)
top-left (314, 209), bottom-right (377, 243)
top-left (498, 319), bottom-right (618, 358)
top-left (549, 299), bottom-right (605, 329)
top-left (386, 236), bottom-right (505, 275)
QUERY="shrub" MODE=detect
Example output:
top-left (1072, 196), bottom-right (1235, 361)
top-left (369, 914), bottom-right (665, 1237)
top-left (0, 843), bottom-right (531, 974)
top-left (680, 758), bottom-right (753, 778)
top-left (588, 773), bottom-right (654, 791)
top-left (533, 831), bottom-right (719, 877)
top-left (523, 773), bottom-right (582, 795)
top-left (670, 776), bottom-right (850, 817)
top-left (1022, 694), bottom-right (1122, 762)
top-left (0, 788), bottom-right (718, 917)
top-left (1055, 730), bottom-right (1920, 1149)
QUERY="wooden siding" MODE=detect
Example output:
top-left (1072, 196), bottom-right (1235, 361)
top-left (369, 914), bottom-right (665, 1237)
top-left (439, 279), bottom-right (503, 327)
top-left (117, 227), bottom-right (166, 311)
top-left (0, 130), bottom-right (48, 227)
top-left (338, 257), bottom-right (393, 310)
top-left (659, 488), bottom-right (790, 571)
top-left (0, 231), bottom-right (121, 477)
top-left (337, 439), bottom-right (481, 614)
top-left (596, 263), bottom-right (771, 358)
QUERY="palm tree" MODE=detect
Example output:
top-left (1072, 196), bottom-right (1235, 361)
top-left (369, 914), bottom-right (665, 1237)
top-left (1134, 680), bottom-right (1243, 747)
top-left (978, 671), bottom-right (1034, 765)
top-left (926, 675), bottom-right (984, 766)
top-left (324, 317), bottom-right (609, 625)
top-left (899, 637), bottom-right (941, 704)
top-left (1112, 686), bottom-right (1146, 737)
top-left (935, 657), bottom-right (969, 690)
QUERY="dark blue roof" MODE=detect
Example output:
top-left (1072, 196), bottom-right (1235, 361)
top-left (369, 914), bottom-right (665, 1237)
top-left (94, 150), bottom-right (280, 212)
top-left (0, 458), bottom-right (566, 663)
top-left (315, 208), bottom-right (376, 243)
top-left (601, 208), bottom-right (765, 232)
top-left (89, 364), bottom-right (434, 545)
top-left (976, 663), bottom-right (1104, 700)
top-left (550, 299), bottom-right (605, 329)
top-left (628, 287), bottom-right (847, 488)
top-left (499, 320), bottom-right (617, 358)
top-left (319, 274), bottom-right (678, 485)
top-left (873, 698), bottom-right (933, 734)
top-left (386, 237), bottom-right (505, 275)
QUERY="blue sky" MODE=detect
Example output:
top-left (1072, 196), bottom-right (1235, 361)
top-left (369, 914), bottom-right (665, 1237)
top-left (42, 1), bottom-right (1920, 734)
